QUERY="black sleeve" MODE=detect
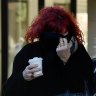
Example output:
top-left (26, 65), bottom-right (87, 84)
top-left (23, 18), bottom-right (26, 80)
top-left (80, 45), bottom-right (96, 95)
top-left (3, 44), bottom-right (32, 96)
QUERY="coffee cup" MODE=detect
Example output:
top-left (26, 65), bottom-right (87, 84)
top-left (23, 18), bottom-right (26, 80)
top-left (28, 57), bottom-right (43, 78)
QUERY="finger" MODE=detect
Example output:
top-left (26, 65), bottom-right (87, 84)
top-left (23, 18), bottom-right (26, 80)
top-left (63, 38), bottom-right (68, 45)
top-left (56, 45), bottom-right (65, 51)
top-left (27, 64), bottom-right (38, 70)
top-left (27, 73), bottom-right (33, 77)
top-left (30, 68), bottom-right (42, 73)
top-left (26, 75), bottom-right (34, 81)
top-left (27, 72), bottom-right (35, 80)
top-left (33, 72), bottom-right (43, 78)
top-left (56, 46), bottom-right (63, 51)
top-left (68, 41), bottom-right (72, 48)
top-left (63, 38), bottom-right (68, 47)
top-left (59, 38), bottom-right (64, 46)
top-left (56, 38), bottom-right (68, 52)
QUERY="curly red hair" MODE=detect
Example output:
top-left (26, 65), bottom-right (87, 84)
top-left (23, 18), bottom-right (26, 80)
top-left (25, 6), bottom-right (84, 43)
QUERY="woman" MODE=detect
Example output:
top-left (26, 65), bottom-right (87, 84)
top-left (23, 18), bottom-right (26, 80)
top-left (4, 6), bottom-right (95, 96)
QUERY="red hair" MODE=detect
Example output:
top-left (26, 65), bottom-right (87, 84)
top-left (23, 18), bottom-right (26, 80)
top-left (25, 6), bottom-right (84, 43)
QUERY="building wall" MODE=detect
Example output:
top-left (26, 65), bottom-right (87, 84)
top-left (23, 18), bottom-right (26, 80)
top-left (28, 0), bottom-right (38, 26)
top-left (88, 0), bottom-right (96, 58)
top-left (0, 0), bottom-right (1, 94)
top-left (77, 0), bottom-right (88, 50)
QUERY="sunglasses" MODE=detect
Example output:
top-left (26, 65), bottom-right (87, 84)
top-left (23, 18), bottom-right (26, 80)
top-left (58, 33), bottom-right (72, 43)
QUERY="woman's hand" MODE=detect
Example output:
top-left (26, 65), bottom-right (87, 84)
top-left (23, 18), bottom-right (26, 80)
top-left (22, 64), bottom-right (41, 81)
top-left (56, 38), bottom-right (71, 64)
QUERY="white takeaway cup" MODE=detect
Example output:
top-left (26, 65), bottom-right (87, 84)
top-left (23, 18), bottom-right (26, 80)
top-left (28, 57), bottom-right (43, 78)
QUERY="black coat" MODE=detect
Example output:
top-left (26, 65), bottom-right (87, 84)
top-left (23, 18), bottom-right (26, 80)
top-left (3, 41), bottom-right (95, 96)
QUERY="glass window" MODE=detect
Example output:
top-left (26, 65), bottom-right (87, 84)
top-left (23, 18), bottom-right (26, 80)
top-left (8, 1), bottom-right (28, 77)
top-left (0, 0), bottom-right (1, 94)
top-left (45, 0), bottom-right (71, 11)
top-left (8, 0), bottom-right (38, 78)
top-left (77, 0), bottom-right (88, 50)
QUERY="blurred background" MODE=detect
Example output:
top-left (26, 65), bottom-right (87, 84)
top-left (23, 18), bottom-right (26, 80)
top-left (1, 0), bottom-right (96, 96)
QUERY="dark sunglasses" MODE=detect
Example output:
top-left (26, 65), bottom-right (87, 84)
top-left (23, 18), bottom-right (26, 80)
top-left (58, 33), bottom-right (72, 43)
